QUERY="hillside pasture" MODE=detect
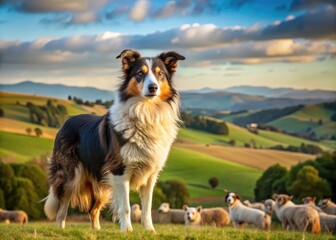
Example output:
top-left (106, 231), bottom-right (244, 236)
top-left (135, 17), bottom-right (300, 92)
top-left (0, 131), bottom-right (53, 162)
top-left (161, 147), bottom-right (262, 202)
top-left (174, 142), bottom-right (316, 170)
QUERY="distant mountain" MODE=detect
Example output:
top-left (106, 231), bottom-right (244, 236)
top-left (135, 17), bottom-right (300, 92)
top-left (185, 86), bottom-right (336, 100)
top-left (0, 81), bottom-right (114, 101)
top-left (180, 92), bottom-right (334, 111)
top-left (1, 81), bottom-right (335, 111)
top-left (226, 86), bottom-right (336, 100)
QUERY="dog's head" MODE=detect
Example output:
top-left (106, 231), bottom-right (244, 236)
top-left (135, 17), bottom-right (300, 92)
top-left (117, 49), bottom-right (185, 102)
top-left (273, 193), bottom-right (292, 207)
top-left (183, 205), bottom-right (202, 222)
top-left (224, 190), bottom-right (240, 206)
top-left (131, 203), bottom-right (140, 212)
top-left (158, 202), bottom-right (170, 213)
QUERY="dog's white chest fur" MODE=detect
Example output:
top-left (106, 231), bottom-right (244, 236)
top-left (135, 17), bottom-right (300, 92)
top-left (110, 96), bottom-right (180, 181)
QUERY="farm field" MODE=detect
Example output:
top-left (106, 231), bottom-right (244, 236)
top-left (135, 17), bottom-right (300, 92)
top-left (0, 222), bottom-right (334, 240)
top-left (174, 142), bottom-right (316, 170)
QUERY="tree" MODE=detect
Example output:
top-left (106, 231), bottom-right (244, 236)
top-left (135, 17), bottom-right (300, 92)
top-left (68, 95), bottom-right (72, 100)
top-left (288, 165), bottom-right (331, 201)
top-left (0, 108), bottom-right (4, 117)
top-left (26, 127), bottom-right (32, 135)
top-left (208, 177), bottom-right (219, 189)
top-left (34, 128), bottom-right (43, 137)
top-left (157, 180), bottom-right (189, 208)
top-left (228, 139), bottom-right (236, 146)
top-left (254, 164), bottom-right (288, 201)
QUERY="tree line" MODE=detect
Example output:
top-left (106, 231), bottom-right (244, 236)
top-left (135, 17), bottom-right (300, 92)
top-left (26, 100), bottom-right (68, 128)
top-left (254, 152), bottom-right (335, 202)
top-left (181, 112), bottom-right (229, 135)
top-left (0, 161), bottom-right (48, 219)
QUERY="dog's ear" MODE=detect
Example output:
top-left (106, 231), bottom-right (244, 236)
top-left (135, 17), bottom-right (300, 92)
top-left (261, 200), bottom-right (265, 204)
top-left (272, 194), bottom-right (278, 200)
top-left (196, 206), bottom-right (202, 213)
top-left (224, 189), bottom-right (229, 193)
top-left (313, 197), bottom-right (316, 202)
top-left (158, 51), bottom-right (185, 75)
top-left (183, 205), bottom-right (188, 211)
top-left (289, 195), bottom-right (293, 200)
top-left (116, 49), bottom-right (141, 71)
top-left (235, 194), bottom-right (241, 200)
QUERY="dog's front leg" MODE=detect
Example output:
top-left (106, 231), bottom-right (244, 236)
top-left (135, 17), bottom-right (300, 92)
top-left (140, 174), bottom-right (157, 233)
top-left (112, 175), bottom-right (133, 232)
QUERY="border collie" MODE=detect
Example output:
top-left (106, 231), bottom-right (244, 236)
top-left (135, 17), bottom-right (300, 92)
top-left (44, 49), bottom-right (185, 232)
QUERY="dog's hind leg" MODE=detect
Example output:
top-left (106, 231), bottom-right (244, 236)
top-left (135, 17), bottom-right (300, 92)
top-left (56, 196), bottom-right (70, 229)
top-left (89, 199), bottom-right (103, 230)
top-left (140, 174), bottom-right (157, 232)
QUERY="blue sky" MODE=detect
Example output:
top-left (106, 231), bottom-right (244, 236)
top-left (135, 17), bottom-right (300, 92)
top-left (0, 0), bottom-right (335, 91)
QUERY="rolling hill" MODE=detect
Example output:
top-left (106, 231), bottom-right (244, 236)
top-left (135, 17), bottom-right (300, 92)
top-left (0, 91), bottom-right (328, 203)
top-left (221, 102), bottom-right (336, 140)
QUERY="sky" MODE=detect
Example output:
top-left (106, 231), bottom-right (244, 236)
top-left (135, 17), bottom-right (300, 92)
top-left (0, 0), bottom-right (335, 91)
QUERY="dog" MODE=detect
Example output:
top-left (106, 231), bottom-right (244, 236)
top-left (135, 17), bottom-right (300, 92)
top-left (44, 49), bottom-right (185, 232)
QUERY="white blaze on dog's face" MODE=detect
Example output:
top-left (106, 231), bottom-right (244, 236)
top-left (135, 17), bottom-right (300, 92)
top-left (158, 203), bottom-right (170, 213)
top-left (225, 192), bottom-right (240, 205)
top-left (132, 204), bottom-right (140, 211)
top-left (116, 49), bottom-right (185, 102)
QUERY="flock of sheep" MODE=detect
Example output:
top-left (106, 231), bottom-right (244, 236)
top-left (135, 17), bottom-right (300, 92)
top-left (1, 191), bottom-right (335, 235)
top-left (131, 191), bottom-right (336, 235)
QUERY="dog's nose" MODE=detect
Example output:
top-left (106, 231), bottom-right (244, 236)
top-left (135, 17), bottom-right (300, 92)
top-left (148, 83), bottom-right (158, 93)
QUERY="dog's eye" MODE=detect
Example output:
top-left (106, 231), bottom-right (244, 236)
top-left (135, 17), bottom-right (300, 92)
top-left (138, 71), bottom-right (144, 76)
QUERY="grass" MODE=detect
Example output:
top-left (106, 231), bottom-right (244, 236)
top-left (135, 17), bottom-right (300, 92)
top-left (0, 222), bottom-right (334, 240)
top-left (160, 147), bottom-right (262, 201)
top-left (178, 125), bottom-right (333, 150)
top-left (0, 131), bottom-right (53, 162)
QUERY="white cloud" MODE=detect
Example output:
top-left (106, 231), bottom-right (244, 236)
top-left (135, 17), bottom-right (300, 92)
top-left (129, 0), bottom-right (150, 21)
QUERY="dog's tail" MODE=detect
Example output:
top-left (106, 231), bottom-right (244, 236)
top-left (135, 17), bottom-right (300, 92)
top-left (42, 187), bottom-right (59, 220)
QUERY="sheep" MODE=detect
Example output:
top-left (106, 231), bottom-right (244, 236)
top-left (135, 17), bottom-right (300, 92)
top-left (243, 200), bottom-right (265, 212)
top-left (130, 204), bottom-right (141, 223)
top-left (273, 194), bottom-right (320, 234)
top-left (302, 197), bottom-right (336, 234)
top-left (318, 198), bottom-right (336, 215)
top-left (0, 209), bottom-right (28, 224)
top-left (157, 203), bottom-right (185, 224)
top-left (224, 191), bottom-right (270, 230)
top-left (263, 199), bottom-right (275, 217)
top-left (183, 205), bottom-right (230, 227)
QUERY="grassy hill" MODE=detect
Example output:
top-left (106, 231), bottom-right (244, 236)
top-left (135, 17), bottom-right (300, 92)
top-left (0, 91), bottom-right (328, 203)
top-left (219, 102), bottom-right (336, 141)
top-left (178, 124), bottom-right (333, 150)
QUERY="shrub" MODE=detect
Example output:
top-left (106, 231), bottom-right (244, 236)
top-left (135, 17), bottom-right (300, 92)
top-left (34, 128), bottom-right (43, 137)
top-left (0, 108), bottom-right (4, 117)
top-left (208, 177), bottom-right (219, 189)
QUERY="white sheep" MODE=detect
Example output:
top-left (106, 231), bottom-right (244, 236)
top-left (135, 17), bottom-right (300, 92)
top-left (318, 198), bottom-right (336, 215)
top-left (273, 194), bottom-right (320, 233)
top-left (183, 205), bottom-right (230, 227)
top-left (130, 204), bottom-right (141, 223)
top-left (243, 200), bottom-right (265, 212)
top-left (302, 197), bottom-right (336, 234)
top-left (263, 199), bottom-right (275, 217)
top-left (224, 191), bottom-right (270, 230)
top-left (157, 202), bottom-right (185, 224)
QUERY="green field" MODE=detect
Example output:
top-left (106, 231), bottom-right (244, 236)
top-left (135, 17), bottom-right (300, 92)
top-left (178, 124), bottom-right (333, 150)
top-left (0, 222), bottom-right (333, 240)
top-left (161, 147), bottom-right (261, 204)
top-left (0, 131), bottom-right (53, 162)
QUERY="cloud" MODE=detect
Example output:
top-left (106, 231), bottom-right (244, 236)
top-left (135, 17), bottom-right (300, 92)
top-left (129, 0), bottom-right (149, 21)
top-left (290, 0), bottom-right (336, 11)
